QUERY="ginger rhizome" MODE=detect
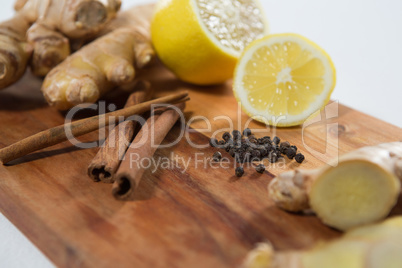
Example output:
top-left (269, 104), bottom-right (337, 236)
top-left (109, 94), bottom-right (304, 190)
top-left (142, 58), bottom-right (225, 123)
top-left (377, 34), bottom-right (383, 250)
top-left (269, 142), bottom-right (402, 231)
top-left (0, 13), bottom-right (32, 89)
top-left (243, 216), bottom-right (402, 268)
top-left (17, 0), bottom-right (121, 76)
top-left (0, 0), bottom-right (121, 89)
top-left (41, 5), bottom-right (154, 110)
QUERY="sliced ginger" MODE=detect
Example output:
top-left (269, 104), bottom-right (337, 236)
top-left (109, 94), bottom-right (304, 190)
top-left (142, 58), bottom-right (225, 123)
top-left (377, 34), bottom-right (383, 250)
top-left (243, 216), bottom-right (402, 268)
top-left (41, 5), bottom-right (155, 110)
top-left (269, 142), bottom-right (402, 231)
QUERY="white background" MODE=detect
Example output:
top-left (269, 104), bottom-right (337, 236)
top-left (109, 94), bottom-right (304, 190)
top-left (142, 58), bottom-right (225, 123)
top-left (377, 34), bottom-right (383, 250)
top-left (1, 0), bottom-right (401, 267)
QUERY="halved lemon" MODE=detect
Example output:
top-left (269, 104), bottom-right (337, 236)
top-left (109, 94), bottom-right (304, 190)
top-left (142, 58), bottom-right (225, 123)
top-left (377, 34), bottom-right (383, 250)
top-left (233, 33), bottom-right (336, 127)
top-left (151, 0), bottom-right (268, 85)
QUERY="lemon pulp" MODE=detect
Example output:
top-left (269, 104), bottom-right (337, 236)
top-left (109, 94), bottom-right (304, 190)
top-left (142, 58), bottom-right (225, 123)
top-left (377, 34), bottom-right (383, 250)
top-left (234, 33), bottom-right (336, 126)
top-left (196, 0), bottom-right (266, 56)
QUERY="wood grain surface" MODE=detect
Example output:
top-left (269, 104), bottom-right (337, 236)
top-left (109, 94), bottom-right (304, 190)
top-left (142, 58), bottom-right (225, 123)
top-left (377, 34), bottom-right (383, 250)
top-left (1, 35), bottom-right (402, 268)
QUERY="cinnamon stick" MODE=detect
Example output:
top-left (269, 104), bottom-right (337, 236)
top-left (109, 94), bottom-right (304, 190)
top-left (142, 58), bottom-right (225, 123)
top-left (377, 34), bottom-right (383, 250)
top-left (0, 92), bottom-right (189, 165)
top-left (88, 81), bottom-right (153, 183)
top-left (112, 103), bottom-right (185, 201)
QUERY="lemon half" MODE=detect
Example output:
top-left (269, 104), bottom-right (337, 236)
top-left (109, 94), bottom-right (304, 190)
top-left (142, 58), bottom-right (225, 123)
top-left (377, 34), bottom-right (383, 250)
top-left (151, 0), bottom-right (268, 85)
top-left (233, 33), bottom-right (336, 127)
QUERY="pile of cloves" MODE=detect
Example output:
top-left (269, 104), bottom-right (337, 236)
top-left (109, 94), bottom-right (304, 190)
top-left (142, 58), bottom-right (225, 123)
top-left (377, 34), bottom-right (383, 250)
top-left (210, 129), bottom-right (305, 177)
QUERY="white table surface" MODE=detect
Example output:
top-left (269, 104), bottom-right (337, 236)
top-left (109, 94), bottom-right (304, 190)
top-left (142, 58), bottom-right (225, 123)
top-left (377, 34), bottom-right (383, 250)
top-left (1, 0), bottom-right (401, 267)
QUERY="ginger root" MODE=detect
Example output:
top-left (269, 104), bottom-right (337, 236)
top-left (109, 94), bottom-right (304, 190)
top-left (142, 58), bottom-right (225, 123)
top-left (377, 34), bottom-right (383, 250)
top-left (0, 0), bottom-right (121, 89)
top-left (0, 13), bottom-right (32, 89)
top-left (13, 0), bottom-right (121, 78)
top-left (269, 142), bottom-right (402, 231)
top-left (243, 216), bottom-right (402, 268)
top-left (41, 5), bottom-right (154, 110)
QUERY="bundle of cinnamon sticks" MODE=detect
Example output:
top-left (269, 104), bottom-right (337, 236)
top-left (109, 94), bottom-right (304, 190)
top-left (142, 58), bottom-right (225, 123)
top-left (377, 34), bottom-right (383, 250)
top-left (0, 87), bottom-right (188, 201)
top-left (88, 83), bottom-right (186, 200)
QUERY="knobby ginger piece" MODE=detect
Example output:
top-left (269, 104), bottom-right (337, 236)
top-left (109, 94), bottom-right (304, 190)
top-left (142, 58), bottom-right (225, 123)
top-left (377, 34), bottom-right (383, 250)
top-left (269, 142), bottom-right (402, 230)
top-left (243, 217), bottom-right (402, 268)
top-left (41, 5), bottom-right (154, 110)
top-left (15, 0), bottom-right (121, 77)
top-left (0, 13), bottom-right (32, 89)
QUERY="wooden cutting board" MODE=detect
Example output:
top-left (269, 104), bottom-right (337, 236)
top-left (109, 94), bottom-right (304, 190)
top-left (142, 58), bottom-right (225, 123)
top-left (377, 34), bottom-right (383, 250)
top-left (0, 60), bottom-right (401, 268)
